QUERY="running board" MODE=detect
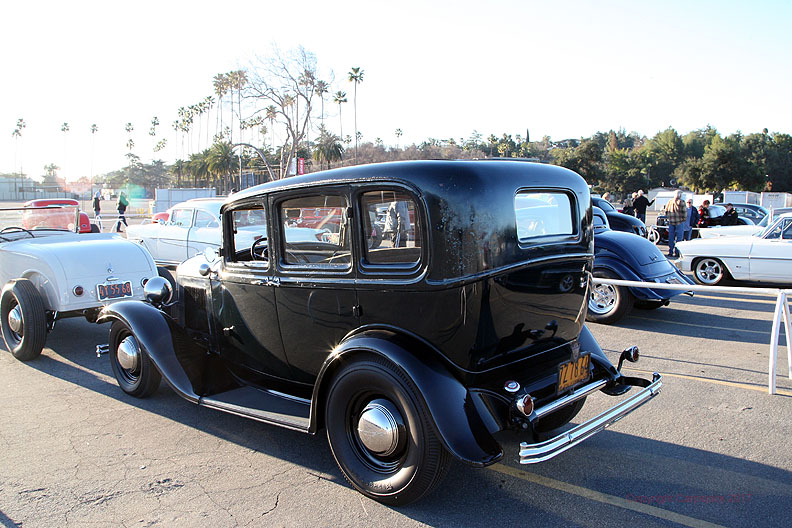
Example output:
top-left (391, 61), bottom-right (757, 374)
top-left (199, 386), bottom-right (311, 433)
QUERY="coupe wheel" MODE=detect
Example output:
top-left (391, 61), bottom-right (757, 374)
top-left (0, 279), bottom-right (47, 361)
top-left (586, 270), bottom-right (634, 325)
top-left (109, 321), bottom-right (161, 398)
top-left (325, 356), bottom-right (451, 506)
top-left (693, 257), bottom-right (727, 286)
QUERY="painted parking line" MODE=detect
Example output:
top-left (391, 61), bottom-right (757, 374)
top-left (630, 316), bottom-right (770, 335)
top-left (687, 294), bottom-right (778, 304)
top-left (489, 464), bottom-right (727, 528)
top-left (625, 367), bottom-right (792, 397)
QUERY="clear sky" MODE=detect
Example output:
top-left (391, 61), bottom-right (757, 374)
top-left (1, 0), bottom-right (790, 182)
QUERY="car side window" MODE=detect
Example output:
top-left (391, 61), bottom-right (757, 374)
top-left (231, 207), bottom-right (268, 262)
top-left (194, 210), bottom-right (219, 229)
top-left (169, 209), bottom-right (193, 227)
top-left (278, 195), bottom-right (350, 268)
top-left (360, 190), bottom-right (422, 265)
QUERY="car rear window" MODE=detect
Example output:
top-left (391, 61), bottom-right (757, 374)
top-left (515, 192), bottom-right (574, 241)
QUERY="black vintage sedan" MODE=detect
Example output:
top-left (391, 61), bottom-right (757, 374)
top-left (97, 160), bottom-right (661, 506)
top-left (591, 196), bottom-right (648, 237)
top-left (588, 207), bottom-right (694, 324)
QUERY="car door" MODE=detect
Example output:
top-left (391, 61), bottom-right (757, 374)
top-left (271, 189), bottom-right (359, 383)
top-left (211, 203), bottom-right (293, 380)
top-left (187, 209), bottom-right (221, 260)
top-left (156, 207), bottom-right (193, 264)
top-left (749, 218), bottom-right (792, 281)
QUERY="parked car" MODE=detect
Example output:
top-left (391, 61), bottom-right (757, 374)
top-left (129, 198), bottom-right (380, 266)
top-left (97, 160), bottom-right (661, 506)
top-left (0, 204), bottom-right (158, 361)
top-left (587, 207), bottom-right (694, 324)
top-left (729, 203), bottom-right (769, 224)
top-left (22, 198), bottom-right (95, 233)
top-left (677, 212), bottom-right (792, 285)
top-left (591, 196), bottom-right (648, 237)
top-left (650, 203), bottom-right (755, 244)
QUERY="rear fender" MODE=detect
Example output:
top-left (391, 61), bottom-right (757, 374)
top-left (98, 301), bottom-right (207, 402)
top-left (578, 324), bottom-right (619, 380)
top-left (311, 328), bottom-right (503, 467)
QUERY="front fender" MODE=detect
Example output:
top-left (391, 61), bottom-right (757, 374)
top-left (311, 328), bottom-right (503, 467)
top-left (98, 300), bottom-right (206, 403)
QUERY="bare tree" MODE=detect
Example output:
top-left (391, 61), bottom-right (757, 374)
top-left (244, 46), bottom-right (320, 180)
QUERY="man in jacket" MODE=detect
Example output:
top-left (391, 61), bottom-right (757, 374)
top-left (632, 190), bottom-right (654, 223)
top-left (664, 190), bottom-right (687, 258)
top-left (683, 199), bottom-right (700, 240)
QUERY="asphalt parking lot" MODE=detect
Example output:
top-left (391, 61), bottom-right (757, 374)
top-left (2, 281), bottom-right (791, 527)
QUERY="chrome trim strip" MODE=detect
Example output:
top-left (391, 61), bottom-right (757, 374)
top-left (519, 373), bottom-right (662, 464)
top-left (531, 379), bottom-right (608, 420)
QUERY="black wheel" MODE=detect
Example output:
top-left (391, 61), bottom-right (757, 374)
top-left (693, 257), bottom-right (728, 286)
top-left (534, 397), bottom-right (586, 433)
top-left (586, 270), bottom-right (634, 325)
top-left (108, 321), bottom-right (161, 398)
top-left (1, 279), bottom-right (47, 361)
top-left (325, 356), bottom-right (451, 506)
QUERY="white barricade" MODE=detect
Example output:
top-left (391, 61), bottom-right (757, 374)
top-left (592, 277), bottom-right (792, 395)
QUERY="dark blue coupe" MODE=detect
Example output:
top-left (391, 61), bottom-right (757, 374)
top-left (588, 207), bottom-right (694, 324)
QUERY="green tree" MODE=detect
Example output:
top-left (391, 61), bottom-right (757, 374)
top-left (333, 91), bottom-right (347, 140)
top-left (312, 126), bottom-right (344, 170)
top-left (207, 141), bottom-right (234, 192)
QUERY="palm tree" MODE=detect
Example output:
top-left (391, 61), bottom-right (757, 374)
top-left (90, 123), bottom-right (98, 185)
top-left (395, 128), bottom-right (403, 148)
top-left (347, 67), bottom-right (364, 163)
top-left (213, 73), bottom-right (230, 141)
top-left (12, 119), bottom-right (25, 195)
top-left (333, 91), bottom-right (347, 140)
top-left (61, 122), bottom-right (69, 177)
top-left (313, 126), bottom-right (344, 170)
top-left (315, 80), bottom-right (329, 129)
top-left (266, 105), bottom-right (277, 149)
top-left (207, 141), bottom-right (234, 192)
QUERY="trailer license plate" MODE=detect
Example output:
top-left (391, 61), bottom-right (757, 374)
top-left (558, 353), bottom-right (591, 393)
top-left (97, 281), bottom-right (133, 301)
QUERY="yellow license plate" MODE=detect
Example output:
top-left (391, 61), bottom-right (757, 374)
top-left (558, 354), bottom-right (591, 393)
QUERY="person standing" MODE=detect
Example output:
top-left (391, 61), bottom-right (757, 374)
top-left (114, 191), bottom-right (129, 233)
top-left (632, 190), bottom-right (655, 223)
top-left (92, 190), bottom-right (103, 232)
top-left (683, 198), bottom-right (700, 240)
top-left (663, 190), bottom-right (687, 258)
top-left (722, 203), bottom-right (739, 225)
top-left (622, 194), bottom-right (635, 216)
top-left (698, 200), bottom-right (711, 228)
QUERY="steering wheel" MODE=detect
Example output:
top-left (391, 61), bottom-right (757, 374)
top-left (0, 226), bottom-right (34, 238)
top-left (250, 237), bottom-right (268, 261)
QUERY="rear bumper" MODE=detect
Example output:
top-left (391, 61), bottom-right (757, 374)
top-left (519, 372), bottom-right (662, 464)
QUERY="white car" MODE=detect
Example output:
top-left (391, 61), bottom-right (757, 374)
top-left (127, 198), bottom-right (333, 266)
top-left (677, 212), bottom-right (792, 285)
top-left (1, 204), bottom-right (158, 361)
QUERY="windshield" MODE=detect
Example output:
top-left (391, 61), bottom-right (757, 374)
top-left (594, 198), bottom-right (616, 212)
top-left (0, 205), bottom-right (80, 240)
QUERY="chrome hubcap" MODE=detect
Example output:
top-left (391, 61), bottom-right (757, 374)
top-left (589, 284), bottom-right (616, 314)
top-left (8, 305), bottom-right (23, 335)
top-left (697, 260), bottom-right (721, 283)
top-left (356, 399), bottom-right (405, 456)
top-left (117, 336), bottom-right (140, 371)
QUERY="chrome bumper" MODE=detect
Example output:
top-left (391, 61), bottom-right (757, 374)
top-left (519, 372), bottom-right (662, 464)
